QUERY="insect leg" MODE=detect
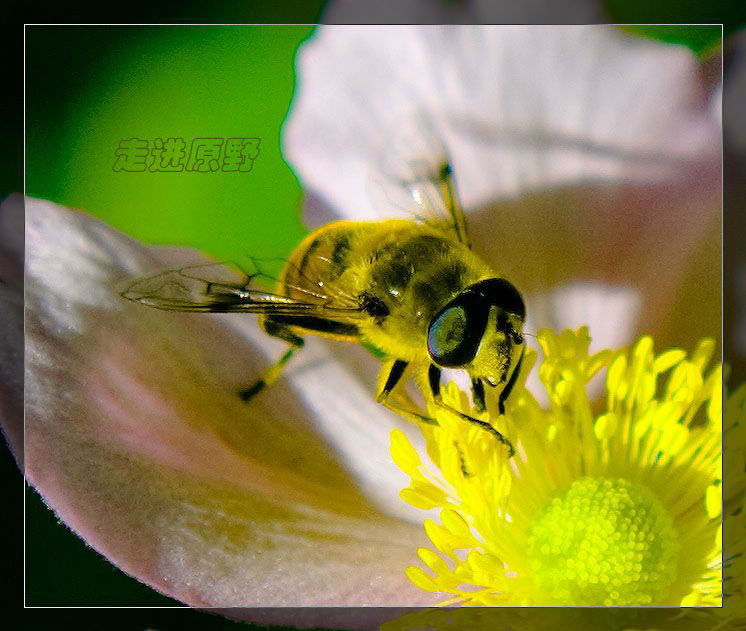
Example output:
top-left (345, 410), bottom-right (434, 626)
top-left (375, 359), bottom-right (439, 428)
top-left (471, 377), bottom-right (486, 413)
top-left (498, 346), bottom-right (525, 415)
top-left (239, 318), bottom-right (305, 402)
top-left (427, 364), bottom-right (514, 457)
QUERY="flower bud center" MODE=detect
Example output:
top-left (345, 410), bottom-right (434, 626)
top-left (526, 477), bottom-right (679, 605)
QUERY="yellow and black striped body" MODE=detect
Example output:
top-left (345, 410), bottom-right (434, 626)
top-left (266, 219), bottom-right (495, 362)
top-left (122, 158), bottom-right (525, 454)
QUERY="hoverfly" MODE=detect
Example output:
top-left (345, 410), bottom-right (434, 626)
top-left (122, 149), bottom-right (525, 456)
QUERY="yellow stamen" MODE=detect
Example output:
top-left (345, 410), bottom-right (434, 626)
top-left (390, 328), bottom-right (731, 608)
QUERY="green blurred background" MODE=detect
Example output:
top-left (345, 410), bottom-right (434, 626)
top-left (20, 15), bottom-right (729, 617)
top-left (26, 25), bottom-right (314, 265)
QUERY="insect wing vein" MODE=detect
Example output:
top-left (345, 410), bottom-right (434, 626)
top-left (121, 263), bottom-right (365, 320)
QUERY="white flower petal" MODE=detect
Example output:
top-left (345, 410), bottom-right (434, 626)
top-left (526, 282), bottom-right (642, 353)
top-left (15, 197), bottom-right (439, 606)
top-left (285, 26), bottom-right (720, 354)
top-left (284, 25), bottom-right (718, 218)
top-left (524, 282), bottom-right (642, 404)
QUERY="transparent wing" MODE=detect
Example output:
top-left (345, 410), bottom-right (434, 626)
top-left (120, 258), bottom-right (366, 322)
top-left (370, 114), bottom-right (471, 248)
top-left (263, 252), bottom-right (361, 308)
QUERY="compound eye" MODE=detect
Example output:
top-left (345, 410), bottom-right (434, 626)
top-left (464, 278), bottom-right (525, 320)
top-left (427, 301), bottom-right (486, 367)
top-left (489, 278), bottom-right (525, 320)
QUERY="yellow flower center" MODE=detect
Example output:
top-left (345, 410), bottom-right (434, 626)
top-left (526, 477), bottom-right (679, 606)
top-left (394, 331), bottom-right (726, 608)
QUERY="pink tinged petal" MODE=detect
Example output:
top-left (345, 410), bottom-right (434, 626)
top-left (280, 339), bottom-right (435, 524)
top-left (16, 197), bottom-right (441, 606)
